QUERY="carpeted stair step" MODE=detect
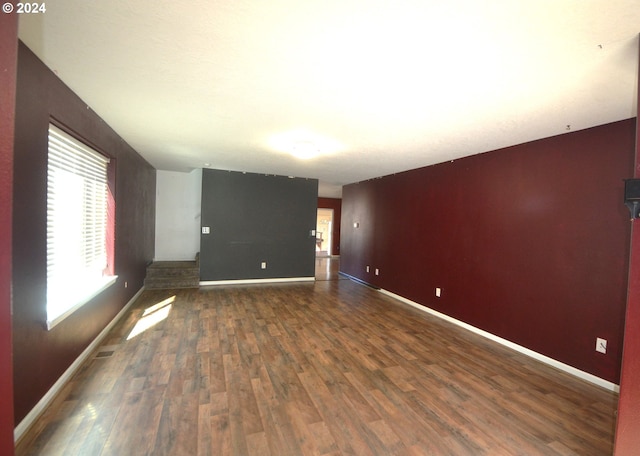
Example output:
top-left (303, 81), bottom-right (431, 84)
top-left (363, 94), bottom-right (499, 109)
top-left (144, 256), bottom-right (200, 290)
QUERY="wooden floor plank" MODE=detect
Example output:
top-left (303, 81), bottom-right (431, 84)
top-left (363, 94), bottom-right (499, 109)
top-left (16, 259), bottom-right (618, 455)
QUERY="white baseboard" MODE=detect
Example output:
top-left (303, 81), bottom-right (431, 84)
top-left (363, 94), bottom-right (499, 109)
top-left (14, 286), bottom-right (145, 443)
top-left (200, 277), bottom-right (315, 286)
top-left (378, 288), bottom-right (620, 393)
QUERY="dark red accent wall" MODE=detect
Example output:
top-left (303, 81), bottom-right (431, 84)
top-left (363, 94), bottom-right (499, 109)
top-left (318, 197), bottom-right (342, 256)
top-left (12, 43), bottom-right (156, 425)
top-left (341, 119), bottom-right (635, 383)
top-left (0, 11), bottom-right (17, 456)
top-left (614, 36), bottom-right (640, 456)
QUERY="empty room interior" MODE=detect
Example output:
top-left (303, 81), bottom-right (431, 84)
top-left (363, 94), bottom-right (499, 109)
top-left (2, 1), bottom-right (640, 455)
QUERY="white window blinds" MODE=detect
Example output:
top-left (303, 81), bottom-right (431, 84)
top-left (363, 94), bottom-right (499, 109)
top-left (46, 124), bottom-right (114, 328)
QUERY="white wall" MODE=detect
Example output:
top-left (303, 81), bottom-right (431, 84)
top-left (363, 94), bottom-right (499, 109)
top-left (154, 169), bottom-right (202, 261)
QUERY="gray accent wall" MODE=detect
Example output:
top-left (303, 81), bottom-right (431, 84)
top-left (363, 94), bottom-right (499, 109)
top-left (200, 169), bottom-right (318, 281)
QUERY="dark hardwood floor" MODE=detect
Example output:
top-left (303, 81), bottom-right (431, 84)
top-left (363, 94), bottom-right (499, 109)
top-left (315, 256), bottom-right (344, 282)
top-left (17, 259), bottom-right (618, 455)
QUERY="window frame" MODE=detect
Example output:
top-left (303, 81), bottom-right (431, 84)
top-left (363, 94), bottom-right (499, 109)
top-left (46, 122), bottom-right (116, 330)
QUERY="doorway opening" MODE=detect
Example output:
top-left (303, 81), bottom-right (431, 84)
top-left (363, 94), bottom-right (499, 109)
top-left (316, 208), bottom-right (333, 257)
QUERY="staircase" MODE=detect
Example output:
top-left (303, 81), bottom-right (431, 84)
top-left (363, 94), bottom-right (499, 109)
top-left (144, 254), bottom-right (200, 290)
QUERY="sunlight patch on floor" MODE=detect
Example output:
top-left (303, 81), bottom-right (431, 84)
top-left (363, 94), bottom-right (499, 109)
top-left (127, 295), bottom-right (175, 340)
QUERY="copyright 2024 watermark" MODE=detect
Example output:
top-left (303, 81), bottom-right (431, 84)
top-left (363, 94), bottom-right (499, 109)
top-left (3, 2), bottom-right (47, 13)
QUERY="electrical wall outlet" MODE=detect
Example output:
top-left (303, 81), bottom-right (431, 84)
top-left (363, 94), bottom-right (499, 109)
top-left (596, 337), bottom-right (607, 354)
top-left (375, 268), bottom-right (379, 276)
top-left (261, 261), bottom-right (267, 269)
top-left (435, 287), bottom-right (441, 298)
top-left (366, 265), bottom-right (370, 273)
top-left (202, 226), bottom-right (210, 234)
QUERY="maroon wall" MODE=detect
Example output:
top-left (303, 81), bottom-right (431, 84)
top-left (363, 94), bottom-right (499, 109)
top-left (318, 197), bottom-right (342, 256)
top-left (0, 10), bottom-right (17, 456)
top-left (614, 37), bottom-right (640, 455)
top-left (341, 119), bottom-right (635, 383)
top-left (12, 43), bottom-right (156, 424)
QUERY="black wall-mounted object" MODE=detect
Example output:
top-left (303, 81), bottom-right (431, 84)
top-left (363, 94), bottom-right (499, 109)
top-left (624, 179), bottom-right (640, 219)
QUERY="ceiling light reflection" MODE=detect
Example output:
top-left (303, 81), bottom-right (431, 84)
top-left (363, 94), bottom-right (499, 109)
top-left (269, 129), bottom-right (345, 160)
top-left (292, 141), bottom-right (319, 159)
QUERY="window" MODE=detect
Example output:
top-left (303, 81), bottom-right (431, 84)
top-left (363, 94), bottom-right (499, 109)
top-left (46, 124), bottom-right (116, 329)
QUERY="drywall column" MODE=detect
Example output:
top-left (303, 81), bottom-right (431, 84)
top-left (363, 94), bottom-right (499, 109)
top-left (0, 9), bottom-right (17, 455)
top-left (615, 34), bottom-right (640, 456)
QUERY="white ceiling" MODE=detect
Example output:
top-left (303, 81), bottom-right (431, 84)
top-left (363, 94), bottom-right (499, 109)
top-left (18, 0), bottom-right (639, 198)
